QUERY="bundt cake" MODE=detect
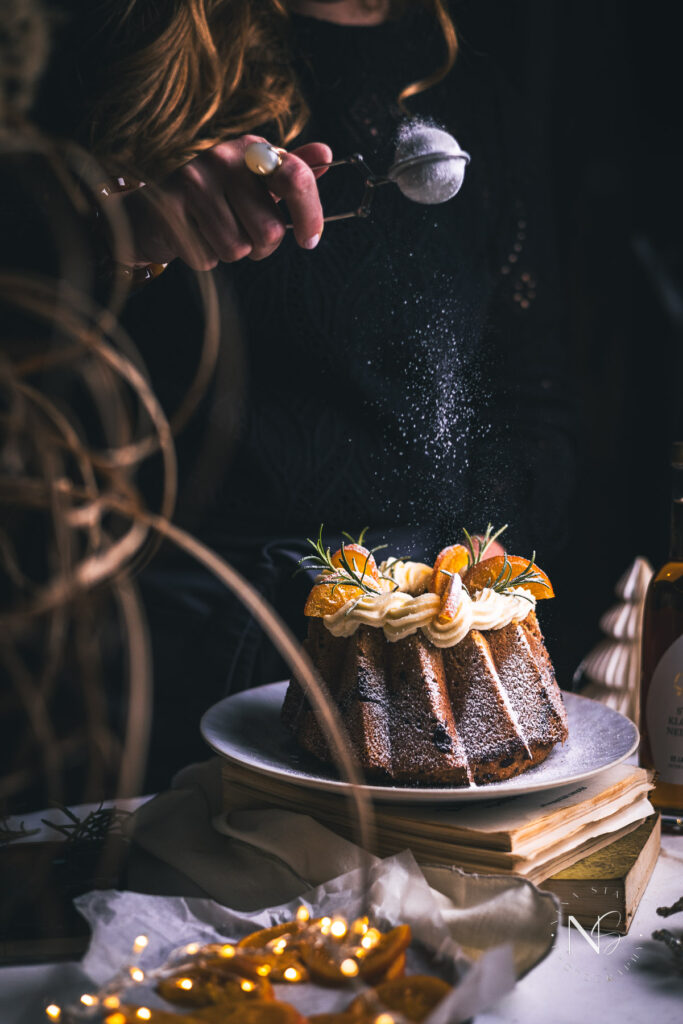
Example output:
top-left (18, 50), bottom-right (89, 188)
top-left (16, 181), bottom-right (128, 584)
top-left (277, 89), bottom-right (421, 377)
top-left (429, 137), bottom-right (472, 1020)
top-left (282, 528), bottom-right (568, 786)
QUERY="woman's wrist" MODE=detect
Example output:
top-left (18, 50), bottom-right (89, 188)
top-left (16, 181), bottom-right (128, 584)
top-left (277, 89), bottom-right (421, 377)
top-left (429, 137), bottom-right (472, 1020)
top-left (95, 177), bottom-right (169, 287)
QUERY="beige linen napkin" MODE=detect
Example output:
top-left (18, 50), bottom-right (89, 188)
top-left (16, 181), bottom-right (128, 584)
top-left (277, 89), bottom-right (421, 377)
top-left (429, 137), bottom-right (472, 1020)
top-left (127, 758), bottom-right (558, 979)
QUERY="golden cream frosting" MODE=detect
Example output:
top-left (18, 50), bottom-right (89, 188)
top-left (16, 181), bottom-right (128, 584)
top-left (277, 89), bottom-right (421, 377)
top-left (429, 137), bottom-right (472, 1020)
top-left (321, 559), bottom-right (536, 647)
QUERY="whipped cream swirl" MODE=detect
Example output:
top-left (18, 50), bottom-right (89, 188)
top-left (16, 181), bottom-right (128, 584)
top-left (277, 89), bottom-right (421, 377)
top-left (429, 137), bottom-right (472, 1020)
top-left (322, 559), bottom-right (536, 648)
top-left (380, 559), bottom-right (433, 595)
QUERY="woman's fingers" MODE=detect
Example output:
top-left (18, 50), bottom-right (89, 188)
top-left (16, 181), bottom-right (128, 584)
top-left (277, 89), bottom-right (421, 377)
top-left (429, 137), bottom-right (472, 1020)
top-left (179, 160), bottom-right (255, 263)
top-left (115, 136), bottom-right (334, 270)
top-left (288, 142), bottom-right (334, 180)
top-left (266, 149), bottom-right (328, 249)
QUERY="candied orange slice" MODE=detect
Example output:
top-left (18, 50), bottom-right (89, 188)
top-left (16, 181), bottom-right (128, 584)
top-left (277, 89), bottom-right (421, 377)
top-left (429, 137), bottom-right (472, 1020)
top-left (348, 974), bottom-right (452, 1023)
top-left (303, 580), bottom-right (365, 617)
top-left (331, 544), bottom-right (381, 584)
top-left (462, 554), bottom-right (554, 599)
top-left (304, 542), bottom-right (382, 617)
top-left (430, 544), bottom-right (469, 596)
top-left (435, 572), bottom-right (463, 625)
top-left (192, 1001), bottom-right (308, 1024)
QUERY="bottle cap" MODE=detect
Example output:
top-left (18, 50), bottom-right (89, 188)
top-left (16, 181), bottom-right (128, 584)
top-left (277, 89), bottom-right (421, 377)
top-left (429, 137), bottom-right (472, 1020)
top-left (672, 441), bottom-right (683, 467)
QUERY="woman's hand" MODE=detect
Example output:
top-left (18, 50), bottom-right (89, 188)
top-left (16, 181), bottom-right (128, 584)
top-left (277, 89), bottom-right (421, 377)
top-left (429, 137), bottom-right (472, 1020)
top-left (113, 136), bottom-right (333, 271)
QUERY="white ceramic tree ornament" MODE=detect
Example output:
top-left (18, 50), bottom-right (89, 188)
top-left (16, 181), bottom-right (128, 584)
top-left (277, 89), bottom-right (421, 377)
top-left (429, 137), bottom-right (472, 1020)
top-left (576, 557), bottom-right (653, 725)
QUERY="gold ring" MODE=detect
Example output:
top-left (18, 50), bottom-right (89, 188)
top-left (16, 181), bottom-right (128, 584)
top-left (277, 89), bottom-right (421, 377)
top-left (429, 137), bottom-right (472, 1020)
top-left (244, 142), bottom-right (286, 177)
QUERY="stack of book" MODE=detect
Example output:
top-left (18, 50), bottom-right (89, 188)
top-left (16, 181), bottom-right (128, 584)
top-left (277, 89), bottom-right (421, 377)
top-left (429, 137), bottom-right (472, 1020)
top-left (221, 762), bottom-right (659, 934)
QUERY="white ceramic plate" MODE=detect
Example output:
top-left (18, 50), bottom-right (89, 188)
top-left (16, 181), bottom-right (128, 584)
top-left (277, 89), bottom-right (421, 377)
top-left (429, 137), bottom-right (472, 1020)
top-left (201, 681), bottom-right (639, 804)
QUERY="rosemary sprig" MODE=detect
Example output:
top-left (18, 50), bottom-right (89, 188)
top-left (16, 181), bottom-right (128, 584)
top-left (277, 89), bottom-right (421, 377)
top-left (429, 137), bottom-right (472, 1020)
top-left (0, 817), bottom-right (40, 845)
top-left (41, 804), bottom-right (132, 845)
top-left (341, 526), bottom-right (369, 546)
top-left (489, 552), bottom-right (549, 601)
top-left (297, 526), bottom-right (381, 597)
top-left (462, 523), bottom-right (508, 566)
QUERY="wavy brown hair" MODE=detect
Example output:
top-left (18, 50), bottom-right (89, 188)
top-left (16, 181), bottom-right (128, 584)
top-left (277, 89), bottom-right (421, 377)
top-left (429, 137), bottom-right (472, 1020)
top-left (84, 0), bottom-right (458, 180)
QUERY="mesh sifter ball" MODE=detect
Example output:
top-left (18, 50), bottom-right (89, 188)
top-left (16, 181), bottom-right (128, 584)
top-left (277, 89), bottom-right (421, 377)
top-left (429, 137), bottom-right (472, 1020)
top-left (387, 121), bottom-right (471, 205)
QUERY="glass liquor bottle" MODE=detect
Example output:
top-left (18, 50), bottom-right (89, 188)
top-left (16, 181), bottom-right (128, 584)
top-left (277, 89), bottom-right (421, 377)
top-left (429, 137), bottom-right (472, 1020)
top-left (640, 441), bottom-right (683, 832)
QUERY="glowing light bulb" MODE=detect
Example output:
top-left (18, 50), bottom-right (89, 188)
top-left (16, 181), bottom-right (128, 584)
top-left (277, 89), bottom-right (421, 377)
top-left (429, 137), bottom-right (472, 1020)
top-left (362, 928), bottom-right (380, 950)
top-left (353, 917), bottom-right (369, 935)
top-left (340, 959), bottom-right (359, 977)
top-left (219, 944), bottom-right (235, 958)
top-left (320, 917), bottom-right (332, 936)
top-left (45, 1007), bottom-right (61, 1021)
top-left (330, 919), bottom-right (347, 939)
top-left (375, 1015), bottom-right (395, 1024)
top-left (185, 942), bottom-right (200, 955)
top-left (105, 1015), bottom-right (127, 1024)
top-left (241, 981), bottom-right (255, 992)
top-left (177, 978), bottom-right (193, 991)
top-left (133, 934), bottom-right (149, 953)
top-left (283, 967), bottom-right (300, 982)
top-left (256, 964), bottom-right (271, 976)
top-left (80, 994), bottom-right (97, 1007)
top-left (129, 967), bottom-right (145, 983)
top-left (272, 939), bottom-right (287, 955)
top-left (296, 906), bottom-right (310, 923)
top-left (136, 1010), bottom-right (152, 1021)
top-left (103, 997), bottom-right (121, 1010)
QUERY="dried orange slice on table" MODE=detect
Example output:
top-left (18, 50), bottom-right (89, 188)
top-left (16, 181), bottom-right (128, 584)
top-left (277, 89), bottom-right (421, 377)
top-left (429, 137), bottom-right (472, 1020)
top-left (238, 923), bottom-right (302, 949)
top-left (348, 974), bottom-right (453, 1023)
top-left (157, 959), bottom-right (273, 1008)
top-left (307, 1015), bottom-right (375, 1024)
top-left (193, 1001), bottom-right (308, 1024)
top-left (237, 921), bottom-right (310, 983)
top-left (300, 924), bottom-right (411, 987)
top-left (106, 1009), bottom-right (196, 1024)
top-left (356, 925), bottom-right (411, 984)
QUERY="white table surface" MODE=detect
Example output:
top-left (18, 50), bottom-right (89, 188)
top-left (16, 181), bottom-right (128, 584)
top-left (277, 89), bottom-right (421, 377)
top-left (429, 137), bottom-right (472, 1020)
top-left (1, 813), bottom-right (681, 1023)
top-left (478, 832), bottom-right (683, 1024)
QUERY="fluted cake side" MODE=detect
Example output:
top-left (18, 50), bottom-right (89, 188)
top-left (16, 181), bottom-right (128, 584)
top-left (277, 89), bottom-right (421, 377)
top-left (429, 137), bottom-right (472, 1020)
top-left (282, 613), bottom-right (568, 786)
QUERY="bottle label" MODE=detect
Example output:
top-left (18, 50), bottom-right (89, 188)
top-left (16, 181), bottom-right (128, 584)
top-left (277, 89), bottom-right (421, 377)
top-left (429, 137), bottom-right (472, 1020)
top-left (646, 633), bottom-right (683, 784)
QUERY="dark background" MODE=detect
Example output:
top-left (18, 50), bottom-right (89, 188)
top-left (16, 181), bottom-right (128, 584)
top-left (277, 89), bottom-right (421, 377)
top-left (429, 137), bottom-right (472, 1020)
top-left (455, 0), bottom-right (683, 684)
top-left (3, 0), bottom-right (681, 806)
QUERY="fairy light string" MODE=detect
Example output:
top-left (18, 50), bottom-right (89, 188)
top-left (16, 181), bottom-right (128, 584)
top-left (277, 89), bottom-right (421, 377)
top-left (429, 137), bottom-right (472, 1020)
top-left (50, 912), bottom-right (406, 1022)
